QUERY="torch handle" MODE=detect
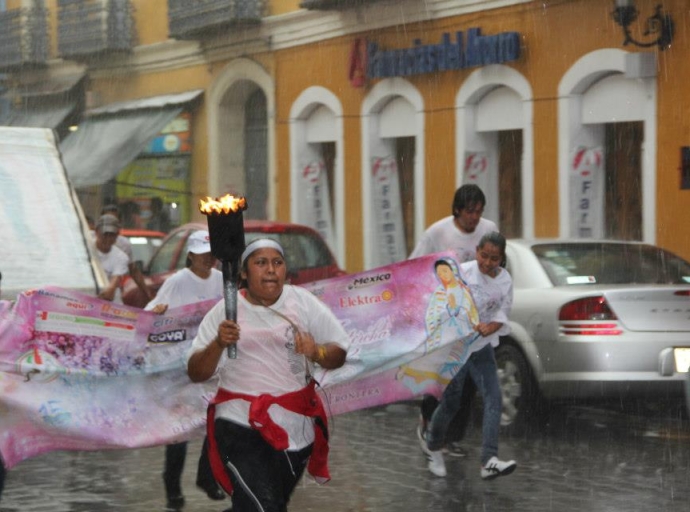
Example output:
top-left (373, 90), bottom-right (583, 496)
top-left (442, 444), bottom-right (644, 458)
top-left (222, 260), bottom-right (238, 359)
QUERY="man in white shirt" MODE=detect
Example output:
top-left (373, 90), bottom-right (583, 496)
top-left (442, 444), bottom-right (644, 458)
top-left (410, 184), bottom-right (498, 263)
top-left (94, 214), bottom-right (129, 303)
top-left (410, 184), bottom-right (498, 458)
top-left (101, 204), bottom-right (153, 302)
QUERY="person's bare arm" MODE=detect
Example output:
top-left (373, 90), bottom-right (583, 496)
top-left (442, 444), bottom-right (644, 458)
top-left (129, 263), bottom-right (154, 301)
top-left (294, 331), bottom-right (346, 370)
top-left (99, 275), bottom-right (122, 301)
top-left (187, 319), bottom-right (240, 382)
top-left (150, 303), bottom-right (168, 315)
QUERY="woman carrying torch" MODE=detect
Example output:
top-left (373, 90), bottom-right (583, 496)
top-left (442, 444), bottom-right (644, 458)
top-left (187, 238), bottom-right (349, 512)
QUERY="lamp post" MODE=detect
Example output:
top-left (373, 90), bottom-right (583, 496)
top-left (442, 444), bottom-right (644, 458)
top-left (612, 0), bottom-right (674, 51)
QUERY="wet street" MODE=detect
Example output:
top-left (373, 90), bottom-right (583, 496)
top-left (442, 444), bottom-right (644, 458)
top-left (1, 399), bottom-right (689, 512)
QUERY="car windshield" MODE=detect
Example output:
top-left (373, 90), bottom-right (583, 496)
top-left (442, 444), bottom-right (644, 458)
top-left (128, 236), bottom-right (163, 263)
top-left (245, 231), bottom-right (334, 272)
top-left (532, 243), bottom-right (690, 286)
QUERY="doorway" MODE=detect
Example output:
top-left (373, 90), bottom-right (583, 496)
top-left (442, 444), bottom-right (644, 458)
top-left (604, 122), bottom-right (642, 240)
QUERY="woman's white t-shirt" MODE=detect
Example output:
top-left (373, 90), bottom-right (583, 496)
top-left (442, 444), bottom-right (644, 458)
top-left (145, 267), bottom-right (223, 311)
top-left (460, 260), bottom-right (513, 354)
top-left (188, 284), bottom-right (350, 450)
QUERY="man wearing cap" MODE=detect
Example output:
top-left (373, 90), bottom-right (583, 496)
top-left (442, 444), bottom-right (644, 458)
top-left (144, 230), bottom-right (226, 510)
top-left (94, 214), bottom-right (129, 303)
top-left (100, 204), bottom-right (154, 303)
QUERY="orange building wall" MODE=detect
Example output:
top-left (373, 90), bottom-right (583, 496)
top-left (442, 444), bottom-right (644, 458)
top-left (132, 0), bottom-right (170, 46)
top-left (274, 0), bottom-right (690, 271)
top-left (29, 0), bottom-right (689, 267)
top-left (654, 0), bottom-right (690, 260)
top-left (270, 0), bottom-right (302, 16)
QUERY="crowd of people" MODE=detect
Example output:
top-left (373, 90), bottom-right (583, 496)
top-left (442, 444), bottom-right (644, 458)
top-left (0, 183), bottom-right (517, 510)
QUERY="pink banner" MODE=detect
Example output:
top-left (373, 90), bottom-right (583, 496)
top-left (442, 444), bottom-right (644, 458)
top-left (0, 252), bottom-right (478, 468)
top-left (304, 252), bottom-right (479, 415)
top-left (0, 289), bottom-right (217, 469)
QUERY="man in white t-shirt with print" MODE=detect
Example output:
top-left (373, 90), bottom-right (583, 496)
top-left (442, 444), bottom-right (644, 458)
top-left (409, 184), bottom-right (498, 459)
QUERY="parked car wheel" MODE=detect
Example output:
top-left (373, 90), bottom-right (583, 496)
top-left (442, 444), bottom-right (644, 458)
top-left (495, 341), bottom-right (540, 432)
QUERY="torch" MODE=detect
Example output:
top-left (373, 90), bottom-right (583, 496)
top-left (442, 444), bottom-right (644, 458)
top-left (199, 194), bottom-right (248, 359)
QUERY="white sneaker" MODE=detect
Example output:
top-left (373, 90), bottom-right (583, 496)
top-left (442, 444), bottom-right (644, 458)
top-left (427, 450), bottom-right (447, 477)
top-left (417, 425), bottom-right (447, 477)
top-left (480, 456), bottom-right (517, 480)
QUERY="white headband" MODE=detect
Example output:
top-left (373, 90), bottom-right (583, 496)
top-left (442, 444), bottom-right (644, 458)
top-left (240, 239), bottom-right (284, 267)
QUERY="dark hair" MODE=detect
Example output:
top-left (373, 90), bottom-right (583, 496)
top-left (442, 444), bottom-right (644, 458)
top-left (434, 260), bottom-right (453, 272)
top-left (150, 197), bottom-right (163, 211)
top-left (477, 231), bottom-right (506, 255)
top-left (452, 184), bottom-right (486, 217)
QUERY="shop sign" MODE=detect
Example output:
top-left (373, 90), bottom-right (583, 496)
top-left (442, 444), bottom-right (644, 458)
top-left (142, 112), bottom-right (192, 155)
top-left (365, 28), bottom-right (520, 79)
top-left (371, 155), bottom-right (407, 265)
top-left (570, 146), bottom-right (604, 239)
top-left (297, 159), bottom-right (336, 251)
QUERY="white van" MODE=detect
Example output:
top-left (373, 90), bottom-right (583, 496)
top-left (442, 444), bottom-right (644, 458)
top-left (0, 127), bottom-right (107, 300)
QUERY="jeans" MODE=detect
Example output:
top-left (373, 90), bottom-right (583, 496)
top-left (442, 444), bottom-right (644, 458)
top-left (427, 343), bottom-right (501, 464)
top-left (420, 376), bottom-right (476, 444)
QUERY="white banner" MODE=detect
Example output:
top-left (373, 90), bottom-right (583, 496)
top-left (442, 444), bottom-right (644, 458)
top-left (298, 159), bottom-right (336, 250)
top-left (570, 146), bottom-right (604, 238)
top-left (0, 127), bottom-right (102, 299)
top-left (371, 156), bottom-right (407, 265)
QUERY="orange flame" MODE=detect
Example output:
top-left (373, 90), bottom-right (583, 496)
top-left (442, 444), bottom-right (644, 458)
top-left (199, 194), bottom-right (248, 215)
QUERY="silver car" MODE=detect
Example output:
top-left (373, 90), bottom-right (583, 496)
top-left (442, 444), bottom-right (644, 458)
top-left (496, 239), bottom-right (690, 429)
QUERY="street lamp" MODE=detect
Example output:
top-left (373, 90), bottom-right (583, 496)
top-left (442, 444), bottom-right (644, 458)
top-left (611, 0), bottom-right (674, 50)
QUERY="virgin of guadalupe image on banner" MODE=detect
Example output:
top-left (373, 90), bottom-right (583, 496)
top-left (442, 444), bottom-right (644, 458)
top-left (305, 252), bottom-right (480, 415)
top-left (570, 146), bottom-right (604, 239)
top-left (371, 155), bottom-right (407, 265)
top-left (393, 256), bottom-right (480, 397)
top-left (297, 159), bottom-right (336, 250)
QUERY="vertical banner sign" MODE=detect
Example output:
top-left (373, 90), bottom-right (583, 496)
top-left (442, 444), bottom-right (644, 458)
top-left (570, 147), bottom-right (604, 238)
top-left (371, 156), bottom-right (407, 265)
top-left (299, 159), bottom-right (336, 251)
top-left (463, 152), bottom-right (489, 190)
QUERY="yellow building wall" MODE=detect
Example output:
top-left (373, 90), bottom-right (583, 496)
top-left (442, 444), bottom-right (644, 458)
top-left (25, 0), bottom-right (689, 266)
top-left (132, 0), bottom-right (170, 46)
top-left (274, 0), bottom-right (690, 271)
top-left (654, 0), bottom-right (690, 260)
top-left (270, 0), bottom-right (303, 16)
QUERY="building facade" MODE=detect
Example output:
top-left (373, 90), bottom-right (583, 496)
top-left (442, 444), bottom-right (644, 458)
top-left (0, 0), bottom-right (688, 272)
